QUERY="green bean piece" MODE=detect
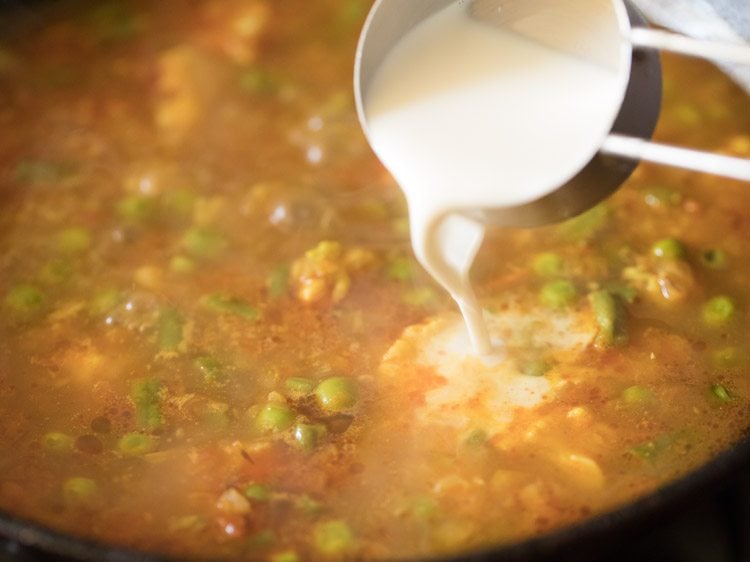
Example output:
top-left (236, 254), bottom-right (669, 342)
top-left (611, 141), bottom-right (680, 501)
top-left (651, 238), bottom-right (686, 260)
top-left (293, 423), bottom-right (327, 451)
top-left (267, 264), bottom-right (290, 298)
top-left (700, 249), bottom-right (727, 270)
top-left (169, 255), bottom-right (195, 274)
top-left (117, 432), bottom-right (155, 456)
top-left (57, 227), bottom-right (92, 254)
top-left (244, 483), bottom-right (272, 502)
top-left (315, 377), bottom-right (358, 412)
top-left (271, 550), bottom-right (300, 562)
top-left (532, 252), bottom-right (564, 278)
top-left (622, 385), bottom-right (655, 406)
top-left (5, 284), bottom-right (44, 314)
top-left (589, 290), bottom-right (628, 347)
top-left (521, 359), bottom-right (550, 377)
top-left (201, 293), bottom-right (260, 321)
top-left (701, 295), bottom-right (736, 328)
top-left (540, 280), bottom-right (577, 309)
top-left (711, 383), bottom-right (733, 402)
top-left (195, 356), bottom-right (224, 384)
top-left (284, 376), bottom-right (315, 397)
top-left (63, 477), bottom-right (99, 507)
top-left (314, 520), bottom-right (354, 556)
top-left (42, 432), bottom-right (73, 453)
top-left (386, 257), bottom-right (414, 281)
top-left (157, 309), bottom-right (184, 352)
top-left (411, 496), bottom-right (438, 521)
top-left (239, 68), bottom-right (279, 95)
top-left (130, 379), bottom-right (164, 431)
top-left (256, 403), bottom-right (295, 433)
top-left (182, 227), bottom-right (226, 259)
top-left (116, 195), bottom-right (155, 223)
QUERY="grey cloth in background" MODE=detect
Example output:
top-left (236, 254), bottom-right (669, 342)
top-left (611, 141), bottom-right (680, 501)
top-left (632, 0), bottom-right (750, 92)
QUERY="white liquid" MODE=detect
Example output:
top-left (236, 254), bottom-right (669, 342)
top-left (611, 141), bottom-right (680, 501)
top-left (364, 2), bottom-right (623, 355)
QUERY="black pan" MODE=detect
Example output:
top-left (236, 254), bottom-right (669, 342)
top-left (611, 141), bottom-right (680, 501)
top-left (1, 2), bottom-right (749, 561)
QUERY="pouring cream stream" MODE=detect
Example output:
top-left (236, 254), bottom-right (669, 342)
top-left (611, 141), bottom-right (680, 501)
top-left (362, 1), bottom-right (622, 355)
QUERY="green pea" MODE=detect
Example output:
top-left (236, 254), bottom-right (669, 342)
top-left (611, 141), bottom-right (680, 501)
top-left (5, 284), bottom-right (44, 314)
top-left (386, 257), bottom-right (414, 281)
top-left (201, 293), bottom-right (260, 321)
top-left (39, 259), bottom-right (74, 285)
top-left (63, 477), bottom-right (99, 507)
top-left (169, 255), bottom-right (195, 274)
top-left (270, 550), bottom-right (299, 562)
top-left (622, 385), bottom-right (655, 406)
top-left (520, 359), bottom-right (550, 377)
top-left (238, 67), bottom-right (279, 95)
top-left (590, 290), bottom-right (628, 347)
top-left (244, 483), bottom-right (272, 502)
top-left (532, 252), bottom-right (564, 278)
top-left (117, 432), bottom-right (155, 456)
top-left (314, 520), bottom-right (354, 556)
top-left (651, 238), bottom-right (686, 260)
top-left (293, 423), bottom-right (327, 451)
top-left (314, 377), bottom-right (358, 412)
top-left (116, 195), bottom-right (155, 222)
top-left (700, 249), bottom-right (727, 270)
top-left (284, 377), bottom-right (315, 397)
top-left (711, 346), bottom-right (743, 369)
top-left (182, 227), bottom-right (226, 259)
top-left (702, 295), bottom-right (736, 327)
top-left (57, 227), bottom-right (91, 254)
top-left (256, 403), bottom-right (295, 433)
top-left (643, 185), bottom-right (682, 208)
top-left (89, 288), bottom-right (122, 315)
top-left (711, 383), bottom-right (732, 402)
top-left (540, 280), bottom-right (577, 309)
top-left (42, 432), bottom-right (73, 453)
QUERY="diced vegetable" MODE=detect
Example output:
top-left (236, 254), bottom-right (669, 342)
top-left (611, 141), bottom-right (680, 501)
top-left (284, 377), bottom-right (315, 397)
top-left (244, 483), bottom-right (272, 502)
top-left (267, 264), bottom-right (290, 298)
top-left (411, 495), bottom-right (439, 521)
top-left (57, 227), bottom-right (92, 254)
top-left (117, 432), bottom-right (156, 456)
top-left (201, 293), bottom-right (260, 320)
top-left (700, 249), bottom-right (727, 270)
top-left (39, 259), bottom-right (74, 285)
top-left (14, 159), bottom-right (74, 184)
top-left (589, 290), bottom-right (628, 347)
top-left (651, 238), bottom-right (686, 260)
top-left (701, 295), bottom-right (736, 328)
top-left (532, 252), bottom-right (564, 278)
top-left (169, 255), bottom-right (195, 274)
top-left (195, 356), bottom-right (224, 384)
top-left (239, 68), bottom-right (279, 95)
top-left (539, 280), bottom-right (577, 309)
top-left (643, 185), bottom-right (682, 208)
top-left (182, 227), bottom-right (226, 259)
top-left (711, 383), bottom-right (733, 402)
top-left (314, 377), bottom-right (357, 412)
top-left (463, 429), bottom-right (488, 447)
top-left (117, 195), bottom-right (155, 222)
top-left (711, 346), bottom-right (744, 369)
top-left (314, 520), bottom-right (354, 556)
top-left (130, 379), bottom-right (164, 431)
top-left (386, 257), bottom-right (414, 281)
top-left (630, 434), bottom-right (673, 460)
top-left (5, 284), bottom-right (45, 314)
top-left (89, 288), bottom-right (122, 315)
top-left (270, 550), bottom-right (300, 562)
top-left (622, 385), bottom-right (655, 406)
top-left (558, 203), bottom-right (609, 241)
top-left (157, 309), bottom-right (184, 352)
top-left (293, 423), bottom-right (327, 451)
top-left (256, 403), bottom-right (295, 433)
top-left (42, 432), bottom-right (73, 453)
top-left (520, 358), bottom-right (550, 377)
top-left (63, 477), bottom-right (99, 507)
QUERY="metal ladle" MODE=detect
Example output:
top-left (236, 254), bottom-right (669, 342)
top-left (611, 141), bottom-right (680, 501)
top-left (354, 0), bottom-right (750, 227)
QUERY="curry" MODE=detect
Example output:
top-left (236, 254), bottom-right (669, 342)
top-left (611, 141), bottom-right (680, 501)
top-left (0, 1), bottom-right (749, 561)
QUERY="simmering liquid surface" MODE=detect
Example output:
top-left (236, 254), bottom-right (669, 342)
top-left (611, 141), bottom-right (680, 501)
top-left (364, 1), bottom-right (623, 353)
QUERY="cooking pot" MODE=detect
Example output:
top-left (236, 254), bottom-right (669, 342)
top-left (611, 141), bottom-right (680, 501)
top-left (0, 2), bottom-right (749, 562)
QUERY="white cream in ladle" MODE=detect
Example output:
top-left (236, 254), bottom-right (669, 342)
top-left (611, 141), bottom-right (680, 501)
top-left (363, 2), bottom-right (622, 354)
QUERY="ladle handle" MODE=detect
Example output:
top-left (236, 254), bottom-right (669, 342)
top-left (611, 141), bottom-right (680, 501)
top-left (630, 28), bottom-right (750, 65)
top-left (601, 134), bottom-right (750, 182)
